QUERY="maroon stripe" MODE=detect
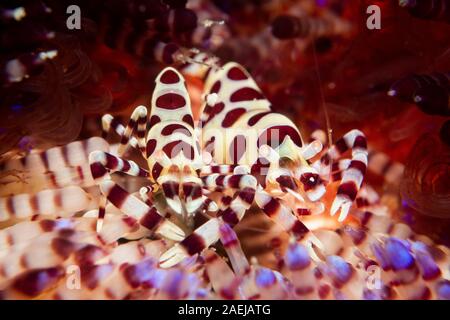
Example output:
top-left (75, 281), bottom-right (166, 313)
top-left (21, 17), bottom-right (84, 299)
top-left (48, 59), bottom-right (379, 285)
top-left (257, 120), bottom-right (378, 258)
top-left (356, 197), bottom-right (369, 208)
top-left (221, 196), bottom-right (232, 206)
top-left (263, 197), bottom-right (280, 217)
top-left (121, 160), bottom-right (131, 172)
top-left (227, 174), bottom-right (243, 188)
top-left (146, 139), bottom-right (157, 157)
top-left (138, 116), bottom-right (147, 125)
top-left (182, 114), bottom-right (194, 127)
top-left (139, 207), bottom-right (163, 230)
top-left (239, 187), bottom-right (255, 204)
top-left (331, 162), bottom-right (341, 172)
top-left (120, 135), bottom-right (130, 145)
top-left (276, 175), bottom-right (297, 190)
top-left (98, 206), bottom-right (105, 221)
top-left (215, 175), bottom-right (226, 186)
top-left (137, 130), bottom-right (146, 140)
top-left (54, 192), bottom-right (62, 208)
top-left (220, 208), bottom-right (240, 226)
top-left (221, 108), bottom-right (246, 128)
top-left (349, 160), bottom-right (367, 175)
top-left (40, 219), bottom-right (56, 232)
top-left (180, 233), bottom-right (206, 255)
top-left (334, 138), bottom-right (348, 154)
top-left (182, 183), bottom-right (202, 199)
top-left (162, 140), bottom-right (194, 160)
top-left (247, 111), bottom-right (271, 126)
top-left (29, 195), bottom-right (39, 213)
top-left (110, 118), bottom-right (121, 130)
top-left (291, 220), bottom-right (309, 239)
top-left (160, 69), bottom-right (180, 84)
top-left (48, 172), bottom-right (57, 187)
top-left (353, 135), bottom-right (367, 149)
top-left (138, 168), bottom-right (149, 177)
top-left (337, 181), bottom-right (358, 201)
top-left (210, 80), bottom-right (221, 94)
top-left (90, 162), bottom-right (107, 179)
top-left (106, 184), bottom-right (129, 209)
top-left (296, 208), bottom-right (311, 215)
top-left (124, 119), bottom-right (136, 135)
top-left (122, 216), bottom-right (137, 228)
top-left (105, 153), bottom-right (119, 169)
top-left (39, 152), bottom-right (49, 170)
top-left (227, 67), bottom-right (248, 80)
top-left (161, 124), bottom-right (191, 137)
top-left (76, 166), bottom-right (84, 181)
top-left (211, 166), bottom-right (221, 173)
top-left (332, 171), bottom-right (342, 182)
top-left (162, 182), bottom-right (179, 199)
top-left (257, 125), bottom-right (303, 148)
top-left (148, 115), bottom-right (161, 128)
top-left (151, 162), bottom-right (163, 180)
top-left (155, 93), bottom-right (186, 110)
top-left (230, 87), bottom-right (264, 102)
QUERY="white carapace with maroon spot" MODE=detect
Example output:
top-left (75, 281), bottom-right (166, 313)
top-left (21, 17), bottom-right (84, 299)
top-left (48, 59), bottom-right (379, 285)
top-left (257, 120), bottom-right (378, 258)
top-left (84, 63), bottom-right (368, 268)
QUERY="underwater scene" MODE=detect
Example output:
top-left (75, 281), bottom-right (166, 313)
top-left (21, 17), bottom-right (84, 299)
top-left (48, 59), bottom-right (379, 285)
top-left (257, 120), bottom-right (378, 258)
top-left (0, 0), bottom-right (449, 300)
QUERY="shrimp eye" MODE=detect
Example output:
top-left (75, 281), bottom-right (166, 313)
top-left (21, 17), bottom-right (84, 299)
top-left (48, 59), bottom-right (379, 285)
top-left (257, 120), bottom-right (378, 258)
top-left (300, 173), bottom-right (321, 191)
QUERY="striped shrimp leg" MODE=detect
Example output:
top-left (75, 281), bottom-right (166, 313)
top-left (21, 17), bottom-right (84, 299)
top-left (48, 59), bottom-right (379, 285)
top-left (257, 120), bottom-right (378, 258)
top-left (116, 105), bottom-right (148, 156)
top-left (0, 137), bottom-right (109, 193)
top-left (318, 129), bottom-right (368, 222)
top-left (89, 150), bottom-right (149, 231)
top-left (99, 181), bottom-right (184, 241)
top-left (202, 173), bottom-right (257, 226)
top-left (312, 138), bottom-right (390, 205)
top-left (101, 114), bottom-right (137, 149)
top-left (254, 188), bottom-right (323, 254)
top-left (159, 174), bottom-right (257, 268)
top-left (0, 186), bottom-right (95, 222)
